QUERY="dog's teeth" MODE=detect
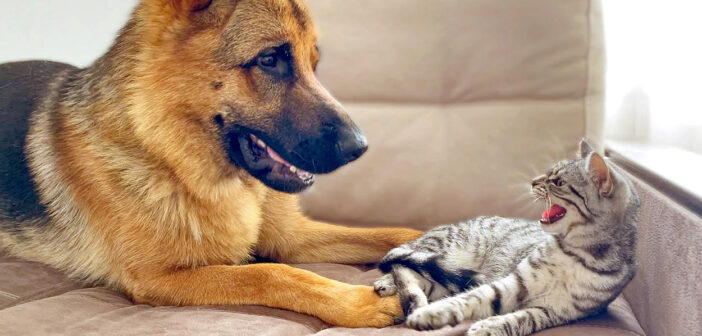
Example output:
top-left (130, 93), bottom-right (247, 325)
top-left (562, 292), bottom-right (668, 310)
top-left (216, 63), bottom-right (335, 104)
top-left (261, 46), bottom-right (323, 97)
top-left (289, 166), bottom-right (297, 173)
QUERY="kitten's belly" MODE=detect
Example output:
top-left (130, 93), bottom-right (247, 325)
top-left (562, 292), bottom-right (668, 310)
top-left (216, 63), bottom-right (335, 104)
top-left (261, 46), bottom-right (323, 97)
top-left (459, 218), bottom-right (546, 282)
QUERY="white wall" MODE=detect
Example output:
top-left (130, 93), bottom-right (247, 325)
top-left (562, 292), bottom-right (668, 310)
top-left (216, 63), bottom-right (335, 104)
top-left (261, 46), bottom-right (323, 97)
top-left (0, 1), bottom-right (139, 67)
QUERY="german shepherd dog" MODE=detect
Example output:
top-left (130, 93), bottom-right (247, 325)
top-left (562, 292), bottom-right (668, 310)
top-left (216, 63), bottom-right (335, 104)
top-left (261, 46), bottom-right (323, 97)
top-left (0, 0), bottom-right (422, 327)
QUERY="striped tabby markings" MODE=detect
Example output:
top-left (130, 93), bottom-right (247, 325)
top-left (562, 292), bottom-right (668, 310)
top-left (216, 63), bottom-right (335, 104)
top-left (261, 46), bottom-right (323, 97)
top-left (555, 236), bottom-right (621, 275)
top-left (490, 283), bottom-right (502, 314)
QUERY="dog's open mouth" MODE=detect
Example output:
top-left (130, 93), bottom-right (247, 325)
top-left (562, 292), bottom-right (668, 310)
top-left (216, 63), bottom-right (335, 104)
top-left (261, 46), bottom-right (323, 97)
top-left (540, 204), bottom-right (567, 225)
top-left (226, 129), bottom-right (316, 193)
top-left (248, 134), bottom-right (315, 184)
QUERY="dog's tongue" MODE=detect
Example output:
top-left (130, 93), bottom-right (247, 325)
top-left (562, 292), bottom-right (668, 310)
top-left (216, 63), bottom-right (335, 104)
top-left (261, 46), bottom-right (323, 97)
top-left (542, 204), bottom-right (567, 223)
top-left (266, 146), bottom-right (290, 166)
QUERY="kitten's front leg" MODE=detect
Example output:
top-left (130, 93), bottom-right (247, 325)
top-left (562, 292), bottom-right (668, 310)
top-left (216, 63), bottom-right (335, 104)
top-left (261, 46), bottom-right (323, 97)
top-left (374, 273), bottom-right (397, 297)
top-left (467, 307), bottom-right (558, 336)
top-left (375, 266), bottom-right (452, 317)
top-left (388, 266), bottom-right (432, 316)
top-left (407, 275), bottom-right (519, 330)
top-left (406, 296), bottom-right (466, 330)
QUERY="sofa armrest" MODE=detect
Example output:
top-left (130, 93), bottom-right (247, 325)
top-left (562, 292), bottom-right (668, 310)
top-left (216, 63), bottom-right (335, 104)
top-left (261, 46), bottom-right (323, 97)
top-left (618, 167), bottom-right (702, 336)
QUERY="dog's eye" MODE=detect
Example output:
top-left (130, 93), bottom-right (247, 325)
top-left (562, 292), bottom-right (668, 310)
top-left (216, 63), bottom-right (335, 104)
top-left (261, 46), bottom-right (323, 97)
top-left (257, 53), bottom-right (278, 69)
top-left (254, 44), bottom-right (292, 78)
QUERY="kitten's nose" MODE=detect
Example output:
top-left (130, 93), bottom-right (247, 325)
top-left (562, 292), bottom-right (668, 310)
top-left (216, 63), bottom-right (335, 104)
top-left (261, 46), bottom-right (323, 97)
top-left (531, 175), bottom-right (547, 187)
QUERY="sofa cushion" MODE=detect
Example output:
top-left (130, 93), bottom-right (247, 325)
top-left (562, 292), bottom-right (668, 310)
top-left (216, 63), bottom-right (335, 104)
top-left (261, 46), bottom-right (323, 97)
top-left (0, 256), bottom-right (81, 309)
top-left (300, 0), bottom-right (606, 228)
top-left (0, 256), bottom-right (645, 336)
top-left (300, 102), bottom-right (591, 230)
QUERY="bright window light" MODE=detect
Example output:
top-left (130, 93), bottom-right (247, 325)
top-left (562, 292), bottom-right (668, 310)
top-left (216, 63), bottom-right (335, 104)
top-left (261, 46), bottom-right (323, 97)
top-left (603, 0), bottom-right (702, 154)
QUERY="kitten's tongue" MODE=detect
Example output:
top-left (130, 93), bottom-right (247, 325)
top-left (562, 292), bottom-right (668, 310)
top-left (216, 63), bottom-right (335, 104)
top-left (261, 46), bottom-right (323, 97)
top-left (541, 204), bottom-right (567, 224)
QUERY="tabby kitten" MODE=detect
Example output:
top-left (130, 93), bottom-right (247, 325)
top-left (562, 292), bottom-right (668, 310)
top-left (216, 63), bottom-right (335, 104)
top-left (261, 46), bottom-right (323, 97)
top-left (375, 140), bottom-right (640, 336)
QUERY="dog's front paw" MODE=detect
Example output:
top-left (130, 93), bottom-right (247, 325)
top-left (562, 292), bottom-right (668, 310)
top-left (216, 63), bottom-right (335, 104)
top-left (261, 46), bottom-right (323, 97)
top-left (466, 317), bottom-right (508, 336)
top-left (406, 300), bottom-right (464, 331)
top-left (330, 285), bottom-right (403, 328)
top-left (374, 273), bottom-right (397, 297)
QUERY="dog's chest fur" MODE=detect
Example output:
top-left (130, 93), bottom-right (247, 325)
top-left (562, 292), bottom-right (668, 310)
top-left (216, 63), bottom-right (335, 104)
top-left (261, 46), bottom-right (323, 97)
top-left (92, 167), bottom-right (271, 270)
top-left (5, 76), bottom-right (271, 282)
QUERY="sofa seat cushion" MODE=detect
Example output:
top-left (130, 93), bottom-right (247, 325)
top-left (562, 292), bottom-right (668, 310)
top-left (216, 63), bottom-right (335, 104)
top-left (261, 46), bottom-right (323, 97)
top-left (0, 256), bottom-right (645, 336)
top-left (0, 256), bottom-right (81, 310)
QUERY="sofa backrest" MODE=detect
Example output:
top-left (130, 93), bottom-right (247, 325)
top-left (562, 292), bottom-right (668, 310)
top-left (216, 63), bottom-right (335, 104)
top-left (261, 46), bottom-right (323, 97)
top-left (301, 0), bottom-right (605, 229)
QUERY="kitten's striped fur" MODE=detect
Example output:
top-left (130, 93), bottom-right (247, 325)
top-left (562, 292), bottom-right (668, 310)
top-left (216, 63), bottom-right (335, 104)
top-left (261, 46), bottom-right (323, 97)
top-left (375, 140), bottom-right (639, 336)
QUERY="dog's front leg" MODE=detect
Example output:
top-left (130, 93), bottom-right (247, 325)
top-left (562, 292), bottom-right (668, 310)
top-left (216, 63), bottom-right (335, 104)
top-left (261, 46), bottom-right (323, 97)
top-left (258, 217), bottom-right (422, 264)
top-left (125, 263), bottom-right (402, 328)
top-left (255, 193), bottom-right (422, 264)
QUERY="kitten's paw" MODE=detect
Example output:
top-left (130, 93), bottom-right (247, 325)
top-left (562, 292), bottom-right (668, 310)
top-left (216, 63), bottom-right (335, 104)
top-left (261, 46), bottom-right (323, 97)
top-left (406, 301), bottom-right (464, 331)
top-left (466, 317), bottom-right (507, 336)
top-left (374, 273), bottom-right (397, 297)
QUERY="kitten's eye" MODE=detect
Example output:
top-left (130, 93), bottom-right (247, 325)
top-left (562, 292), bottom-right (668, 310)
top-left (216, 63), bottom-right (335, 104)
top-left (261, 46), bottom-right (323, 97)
top-left (552, 178), bottom-right (565, 187)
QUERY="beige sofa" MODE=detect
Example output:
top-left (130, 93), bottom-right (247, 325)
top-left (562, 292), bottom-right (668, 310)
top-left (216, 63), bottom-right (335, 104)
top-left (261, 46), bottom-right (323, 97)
top-left (1, 0), bottom-right (699, 335)
top-left (302, 0), bottom-right (605, 229)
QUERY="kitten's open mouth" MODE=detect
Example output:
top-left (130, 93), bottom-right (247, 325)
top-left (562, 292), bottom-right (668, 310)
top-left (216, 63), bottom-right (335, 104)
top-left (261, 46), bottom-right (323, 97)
top-left (540, 204), bottom-right (567, 224)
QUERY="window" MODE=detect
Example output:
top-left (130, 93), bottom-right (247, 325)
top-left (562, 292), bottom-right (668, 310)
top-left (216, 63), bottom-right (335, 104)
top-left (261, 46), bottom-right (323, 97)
top-left (603, 1), bottom-right (702, 154)
top-left (603, 0), bottom-right (702, 212)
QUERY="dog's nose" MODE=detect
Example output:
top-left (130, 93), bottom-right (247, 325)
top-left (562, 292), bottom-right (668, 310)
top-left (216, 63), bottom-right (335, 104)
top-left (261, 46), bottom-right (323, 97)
top-left (335, 126), bottom-right (368, 163)
top-left (289, 122), bottom-right (368, 174)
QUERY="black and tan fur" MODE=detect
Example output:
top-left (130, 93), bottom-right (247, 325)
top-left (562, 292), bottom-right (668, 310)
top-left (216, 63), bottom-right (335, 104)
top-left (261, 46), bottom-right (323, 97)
top-left (0, 0), bottom-right (421, 327)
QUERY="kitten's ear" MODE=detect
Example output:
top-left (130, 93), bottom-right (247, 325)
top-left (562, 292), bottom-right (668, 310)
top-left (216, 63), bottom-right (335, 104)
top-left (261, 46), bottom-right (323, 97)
top-left (587, 152), bottom-right (613, 196)
top-left (579, 138), bottom-right (595, 159)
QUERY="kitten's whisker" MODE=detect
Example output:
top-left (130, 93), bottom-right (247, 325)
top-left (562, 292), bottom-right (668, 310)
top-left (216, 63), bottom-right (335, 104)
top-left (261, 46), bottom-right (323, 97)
top-left (507, 184), bottom-right (530, 191)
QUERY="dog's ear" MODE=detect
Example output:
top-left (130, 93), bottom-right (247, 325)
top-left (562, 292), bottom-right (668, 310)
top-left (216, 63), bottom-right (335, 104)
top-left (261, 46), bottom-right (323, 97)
top-left (170, 0), bottom-right (213, 12)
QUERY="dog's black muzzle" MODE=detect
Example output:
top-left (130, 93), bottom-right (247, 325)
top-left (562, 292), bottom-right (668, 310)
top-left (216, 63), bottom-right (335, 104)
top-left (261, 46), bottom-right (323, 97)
top-left (290, 120), bottom-right (368, 174)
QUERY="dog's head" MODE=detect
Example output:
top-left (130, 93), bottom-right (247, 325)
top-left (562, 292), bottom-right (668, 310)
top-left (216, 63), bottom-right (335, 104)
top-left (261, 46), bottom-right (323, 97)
top-left (129, 0), bottom-right (367, 194)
